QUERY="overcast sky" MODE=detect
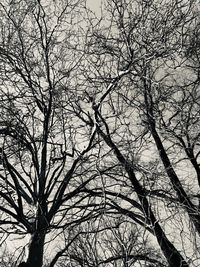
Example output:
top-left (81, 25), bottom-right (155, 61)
top-left (86, 0), bottom-right (102, 13)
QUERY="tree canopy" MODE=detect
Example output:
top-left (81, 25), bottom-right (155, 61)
top-left (0, 0), bottom-right (199, 266)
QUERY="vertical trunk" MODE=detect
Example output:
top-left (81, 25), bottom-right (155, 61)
top-left (26, 196), bottom-right (48, 267)
top-left (27, 230), bottom-right (46, 267)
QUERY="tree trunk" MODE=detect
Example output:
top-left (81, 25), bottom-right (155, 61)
top-left (151, 125), bottom-right (200, 234)
top-left (127, 170), bottom-right (189, 267)
top-left (153, 221), bottom-right (189, 267)
top-left (27, 230), bottom-right (46, 267)
top-left (98, 127), bottom-right (189, 267)
top-left (143, 85), bottom-right (200, 234)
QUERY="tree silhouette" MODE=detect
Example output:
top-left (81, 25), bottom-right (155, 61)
top-left (0, 0), bottom-right (199, 267)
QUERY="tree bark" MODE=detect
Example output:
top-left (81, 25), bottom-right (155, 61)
top-left (27, 230), bottom-right (46, 267)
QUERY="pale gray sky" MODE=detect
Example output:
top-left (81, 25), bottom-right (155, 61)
top-left (86, 0), bottom-right (102, 13)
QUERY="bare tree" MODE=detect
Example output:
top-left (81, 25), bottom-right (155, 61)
top-left (0, 0), bottom-right (200, 267)
top-left (51, 218), bottom-right (167, 267)
top-left (72, 0), bottom-right (200, 266)
top-left (0, 1), bottom-right (101, 266)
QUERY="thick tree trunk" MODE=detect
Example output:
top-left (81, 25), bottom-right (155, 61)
top-left (27, 230), bottom-right (46, 267)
